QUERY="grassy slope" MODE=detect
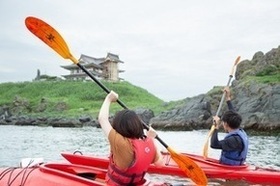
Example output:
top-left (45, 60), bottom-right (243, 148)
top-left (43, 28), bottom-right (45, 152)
top-left (0, 80), bottom-right (169, 117)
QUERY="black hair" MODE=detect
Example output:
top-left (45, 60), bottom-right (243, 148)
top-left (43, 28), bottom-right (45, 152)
top-left (112, 109), bottom-right (144, 139)
top-left (221, 110), bottom-right (242, 129)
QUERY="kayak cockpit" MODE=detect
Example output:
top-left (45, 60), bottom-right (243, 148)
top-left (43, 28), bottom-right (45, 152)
top-left (39, 162), bottom-right (106, 183)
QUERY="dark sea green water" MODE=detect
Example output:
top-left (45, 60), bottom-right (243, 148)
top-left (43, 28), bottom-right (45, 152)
top-left (0, 125), bottom-right (279, 185)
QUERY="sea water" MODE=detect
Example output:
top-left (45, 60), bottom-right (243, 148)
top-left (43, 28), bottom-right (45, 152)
top-left (0, 125), bottom-right (279, 185)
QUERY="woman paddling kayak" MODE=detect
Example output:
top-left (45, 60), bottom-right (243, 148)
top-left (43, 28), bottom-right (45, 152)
top-left (98, 91), bottom-right (164, 185)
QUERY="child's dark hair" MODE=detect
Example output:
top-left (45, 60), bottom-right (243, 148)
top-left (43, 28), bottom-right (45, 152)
top-left (221, 110), bottom-right (242, 129)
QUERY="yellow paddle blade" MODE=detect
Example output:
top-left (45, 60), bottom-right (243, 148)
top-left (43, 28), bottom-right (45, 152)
top-left (234, 56), bottom-right (241, 65)
top-left (167, 147), bottom-right (208, 185)
top-left (202, 138), bottom-right (209, 159)
top-left (230, 56), bottom-right (241, 76)
top-left (202, 125), bottom-right (216, 159)
top-left (25, 16), bottom-right (78, 64)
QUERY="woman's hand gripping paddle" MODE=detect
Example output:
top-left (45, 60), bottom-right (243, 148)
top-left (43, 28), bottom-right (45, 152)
top-left (25, 16), bottom-right (208, 185)
top-left (202, 56), bottom-right (241, 159)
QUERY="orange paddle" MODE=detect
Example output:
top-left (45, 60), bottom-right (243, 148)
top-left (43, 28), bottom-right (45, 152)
top-left (25, 16), bottom-right (208, 185)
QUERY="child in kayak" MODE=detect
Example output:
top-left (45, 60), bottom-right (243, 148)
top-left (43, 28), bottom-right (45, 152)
top-left (210, 87), bottom-right (249, 165)
top-left (98, 90), bottom-right (164, 185)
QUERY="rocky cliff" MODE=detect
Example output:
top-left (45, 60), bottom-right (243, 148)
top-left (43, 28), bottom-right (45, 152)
top-left (150, 46), bottom-right (280, 132)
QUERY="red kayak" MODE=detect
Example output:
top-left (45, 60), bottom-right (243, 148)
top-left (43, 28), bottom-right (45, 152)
top-left (61, 151), bottom-right (280, 185)
top-left (0, 160), bottom-right (167, 186)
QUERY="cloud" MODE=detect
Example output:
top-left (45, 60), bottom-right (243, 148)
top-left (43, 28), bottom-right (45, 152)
top-left (1, 0), bottom-right (280, 101)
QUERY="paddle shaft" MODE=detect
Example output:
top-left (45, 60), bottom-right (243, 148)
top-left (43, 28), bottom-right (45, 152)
top-left (76, 63), bottom-right (168, 148)
top-left (77, 64), bottom-right (127, 108)
top-left (215, 75), bottom-right (233, 116)
top-left (215, 56), bottom-right (240, 116)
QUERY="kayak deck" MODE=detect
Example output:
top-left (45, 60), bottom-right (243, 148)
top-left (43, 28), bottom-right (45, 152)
top-left (0, 162), bottom-right (106, 186)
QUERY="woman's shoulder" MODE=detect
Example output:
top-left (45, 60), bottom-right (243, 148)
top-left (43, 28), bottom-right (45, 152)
top-left (109, 129), bottom-right (131, 146)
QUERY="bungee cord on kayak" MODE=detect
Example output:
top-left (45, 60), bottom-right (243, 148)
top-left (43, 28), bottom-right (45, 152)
top-left (0, 166), bottom-right (34, 186)
top-left (4, 159), bottom-right (38, 186)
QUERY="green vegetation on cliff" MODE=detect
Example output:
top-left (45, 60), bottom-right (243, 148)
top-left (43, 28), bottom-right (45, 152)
top-left (0, 80), bottom-right (172, 117)
top-left (1, 66), bottom-right (278, 119)
top-left (254, 73), bottom-right (280, 84)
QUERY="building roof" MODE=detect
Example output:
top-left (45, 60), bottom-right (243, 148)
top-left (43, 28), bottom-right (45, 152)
top-left (104, 53), bottom-right (124, 63)
top-left (79, 54), bottom-right (104, 65)
top-left (61, 53), bottom-right (123, 69)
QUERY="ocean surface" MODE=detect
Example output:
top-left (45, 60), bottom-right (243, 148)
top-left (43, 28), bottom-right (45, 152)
top-left (0, 125), bottom-right (279, 185)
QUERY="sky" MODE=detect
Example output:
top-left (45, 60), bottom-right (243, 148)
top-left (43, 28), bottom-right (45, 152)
top-left (1, 1), bottom-right (280, 101)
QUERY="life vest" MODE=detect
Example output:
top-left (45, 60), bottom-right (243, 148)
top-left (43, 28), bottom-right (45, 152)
top-left (220, 129), bottom-right (248, 165)
top-left (106, 137), bottom-right (156, 186)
